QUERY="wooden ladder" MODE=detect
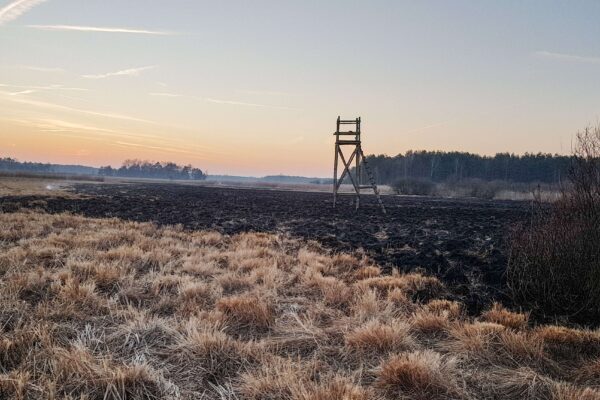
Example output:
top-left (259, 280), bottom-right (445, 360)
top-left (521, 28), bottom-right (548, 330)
top-left (359, 148), bottom-right (386, 214)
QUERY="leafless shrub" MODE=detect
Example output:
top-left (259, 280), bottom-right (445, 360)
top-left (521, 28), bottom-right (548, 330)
top-left (508, 126), bottom-right (600, 324)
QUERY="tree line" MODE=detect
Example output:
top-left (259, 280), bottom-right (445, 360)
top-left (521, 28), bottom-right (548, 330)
top-left (363, 151), bottom-right (572, 185)
top-left (0, 157), bottom-right (52, 172)
top-left (99, 160), bottom-right (206, 180)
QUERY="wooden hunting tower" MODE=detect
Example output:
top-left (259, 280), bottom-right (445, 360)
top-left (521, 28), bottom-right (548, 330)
top-left (332, 116), bottom-right (386, 213)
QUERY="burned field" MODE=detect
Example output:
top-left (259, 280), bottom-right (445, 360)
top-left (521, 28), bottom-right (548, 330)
top-left (4, 180), bottom-right (600, 400)
top-left (1, 182), bottom-right (528, 313)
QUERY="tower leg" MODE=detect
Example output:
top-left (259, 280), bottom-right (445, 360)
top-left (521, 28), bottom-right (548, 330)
top-left (355, 147), bottom-right (360, 210)
top-left (333, 144), bottom-right (339, 208)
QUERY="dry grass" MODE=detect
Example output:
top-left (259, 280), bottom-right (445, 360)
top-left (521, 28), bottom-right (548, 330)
top-left (345, 319), bottom-right (415, 354)
top-left (0, 210), bottom-right (597, 399)
top-left (376, 350), bottom-right (465, 399)
top-left (217, 293), bottom-right (275, 335)
top-left (481, 302), bottom-right (529, 330)
top-left (0, 176), bottom-right (82, 197)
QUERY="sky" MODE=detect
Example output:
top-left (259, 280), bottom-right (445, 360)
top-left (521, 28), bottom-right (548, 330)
top-left (1, 0), bottom-right (600, 177)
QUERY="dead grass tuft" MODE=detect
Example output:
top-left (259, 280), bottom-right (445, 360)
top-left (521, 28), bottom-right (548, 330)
top-left (534, 325), bottom-right (600, 358)
top-left (359, 272), bottom-right (444, 301)
top-left (485, 367), bottom-right (555, 399)
top-left (425, 299), bottom-right (462, 319)
top-left (553, 384), bottom-right (600, 400)
top-left (169, 322), bottom-right (262, 388)
top-left (238, 358), bottom-right (309, 400)
top-left (376, 350), bottom-right (466, 399)
top-left (411, 311), bottom-right (452, 336)
top-left (345, 319), bottom-right (415, 354)
top-left (177, 281), bottom-right (220, 316)
top-left (354, 265), bottom-right (381, 280)
top-left (217, 272), bottom-right (253, 294)
top-left (299, 376), bottom-right (374, 400)
top-left (217, 294), bottom-right (275, 334)
top-left (481, 302), bottom-right (529, 330)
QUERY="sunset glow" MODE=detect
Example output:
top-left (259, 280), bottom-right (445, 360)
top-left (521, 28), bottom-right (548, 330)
top-left (1, 1), bottom-right (599, 176)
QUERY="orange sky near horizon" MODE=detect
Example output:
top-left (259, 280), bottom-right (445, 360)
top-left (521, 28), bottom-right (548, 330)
top-left (1, 1), bottom-right (598, 177)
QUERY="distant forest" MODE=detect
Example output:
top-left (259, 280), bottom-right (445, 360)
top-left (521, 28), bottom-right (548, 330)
top-left (0, 157), bottom-right (53, 172)
top-left (363, 151), bottom-right (572, 185)
top-left (1, 152), bottom-right (573, 184)
top-left (99, 160), bottom-right (206, 180)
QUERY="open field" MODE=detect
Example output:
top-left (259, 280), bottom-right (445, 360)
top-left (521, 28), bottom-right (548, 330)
top-left (0, 170), bottom-right (104, 183)
top-left (0, 176), bottom-right (92, 197)
top-left (1, 182), bottom-right (529, 314)
top-left (1, 210), bottom-right (600, 399)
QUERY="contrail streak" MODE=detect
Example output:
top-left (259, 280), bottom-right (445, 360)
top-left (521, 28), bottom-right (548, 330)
top-left (28, 24), bottom-right (175, 35)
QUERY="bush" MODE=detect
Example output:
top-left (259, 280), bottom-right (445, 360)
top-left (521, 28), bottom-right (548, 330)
top-left (507, 126), bottom-right (600, 325)
top-left (392, 178), bottom-right (436, 196)
top-left (466, 179), bottom-right (503, 200)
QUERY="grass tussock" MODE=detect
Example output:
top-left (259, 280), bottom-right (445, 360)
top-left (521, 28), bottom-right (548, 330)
top-left (345, 319), bottom-right (415, 354)
top-left (481, 302), bottom-right (529, 330)
top-left (217, 293), bottom-right (275, 334)
top-left (0, 210), bottom-right (597, 399)
top-left (376, 350), bottom-right (465, 399)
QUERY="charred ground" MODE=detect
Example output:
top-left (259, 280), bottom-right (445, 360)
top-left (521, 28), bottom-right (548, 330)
top-left (1, 182), bottom-right (529, 313)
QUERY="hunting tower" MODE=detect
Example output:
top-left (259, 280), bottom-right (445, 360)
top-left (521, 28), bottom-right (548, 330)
top-left (332, 116), bottom-right (386, 213)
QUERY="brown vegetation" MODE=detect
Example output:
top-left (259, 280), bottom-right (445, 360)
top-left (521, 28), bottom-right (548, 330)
top-left (508, 126), bottom-right (600, 324)
top-left (0, 210), bottom-right (598, 399)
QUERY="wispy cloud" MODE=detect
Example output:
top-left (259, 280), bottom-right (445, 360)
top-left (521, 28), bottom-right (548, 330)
top-left (7, 89), bottom-right (35, 96)
top-left (0, 0), bottom-right (47, 26)
top-left (4, 116), bottom-right (222, 157)
top-left (20, 65), bottom-right (64, 73)
top-left (204, 97), bottom-right (300, 110)
top-left (36, 119), bottom-right (121, 135)
top-left (114, 140), bottom-right (199, 155)
top-left (534, 50), bottom-right (600, 64)
top-left (0, 92), bottom-right (156, 124)
top-left (149, 92), bottom-right (182, 98)
top-left (0, 83), bottom-right (87, 91)
top-left (82, 65), bottom-right (156, 80)
top-left (238, 89), bottom-right (292, 96)
top-left (7, 117), bottom-right (171, 144)
top-left (148, 90), bottom-right (300, 111)
top-left (27, 24), bottom-right (175, 35)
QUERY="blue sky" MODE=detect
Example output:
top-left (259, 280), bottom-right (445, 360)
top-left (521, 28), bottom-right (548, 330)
top-left (1, 0), bottom-right (599, 176)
